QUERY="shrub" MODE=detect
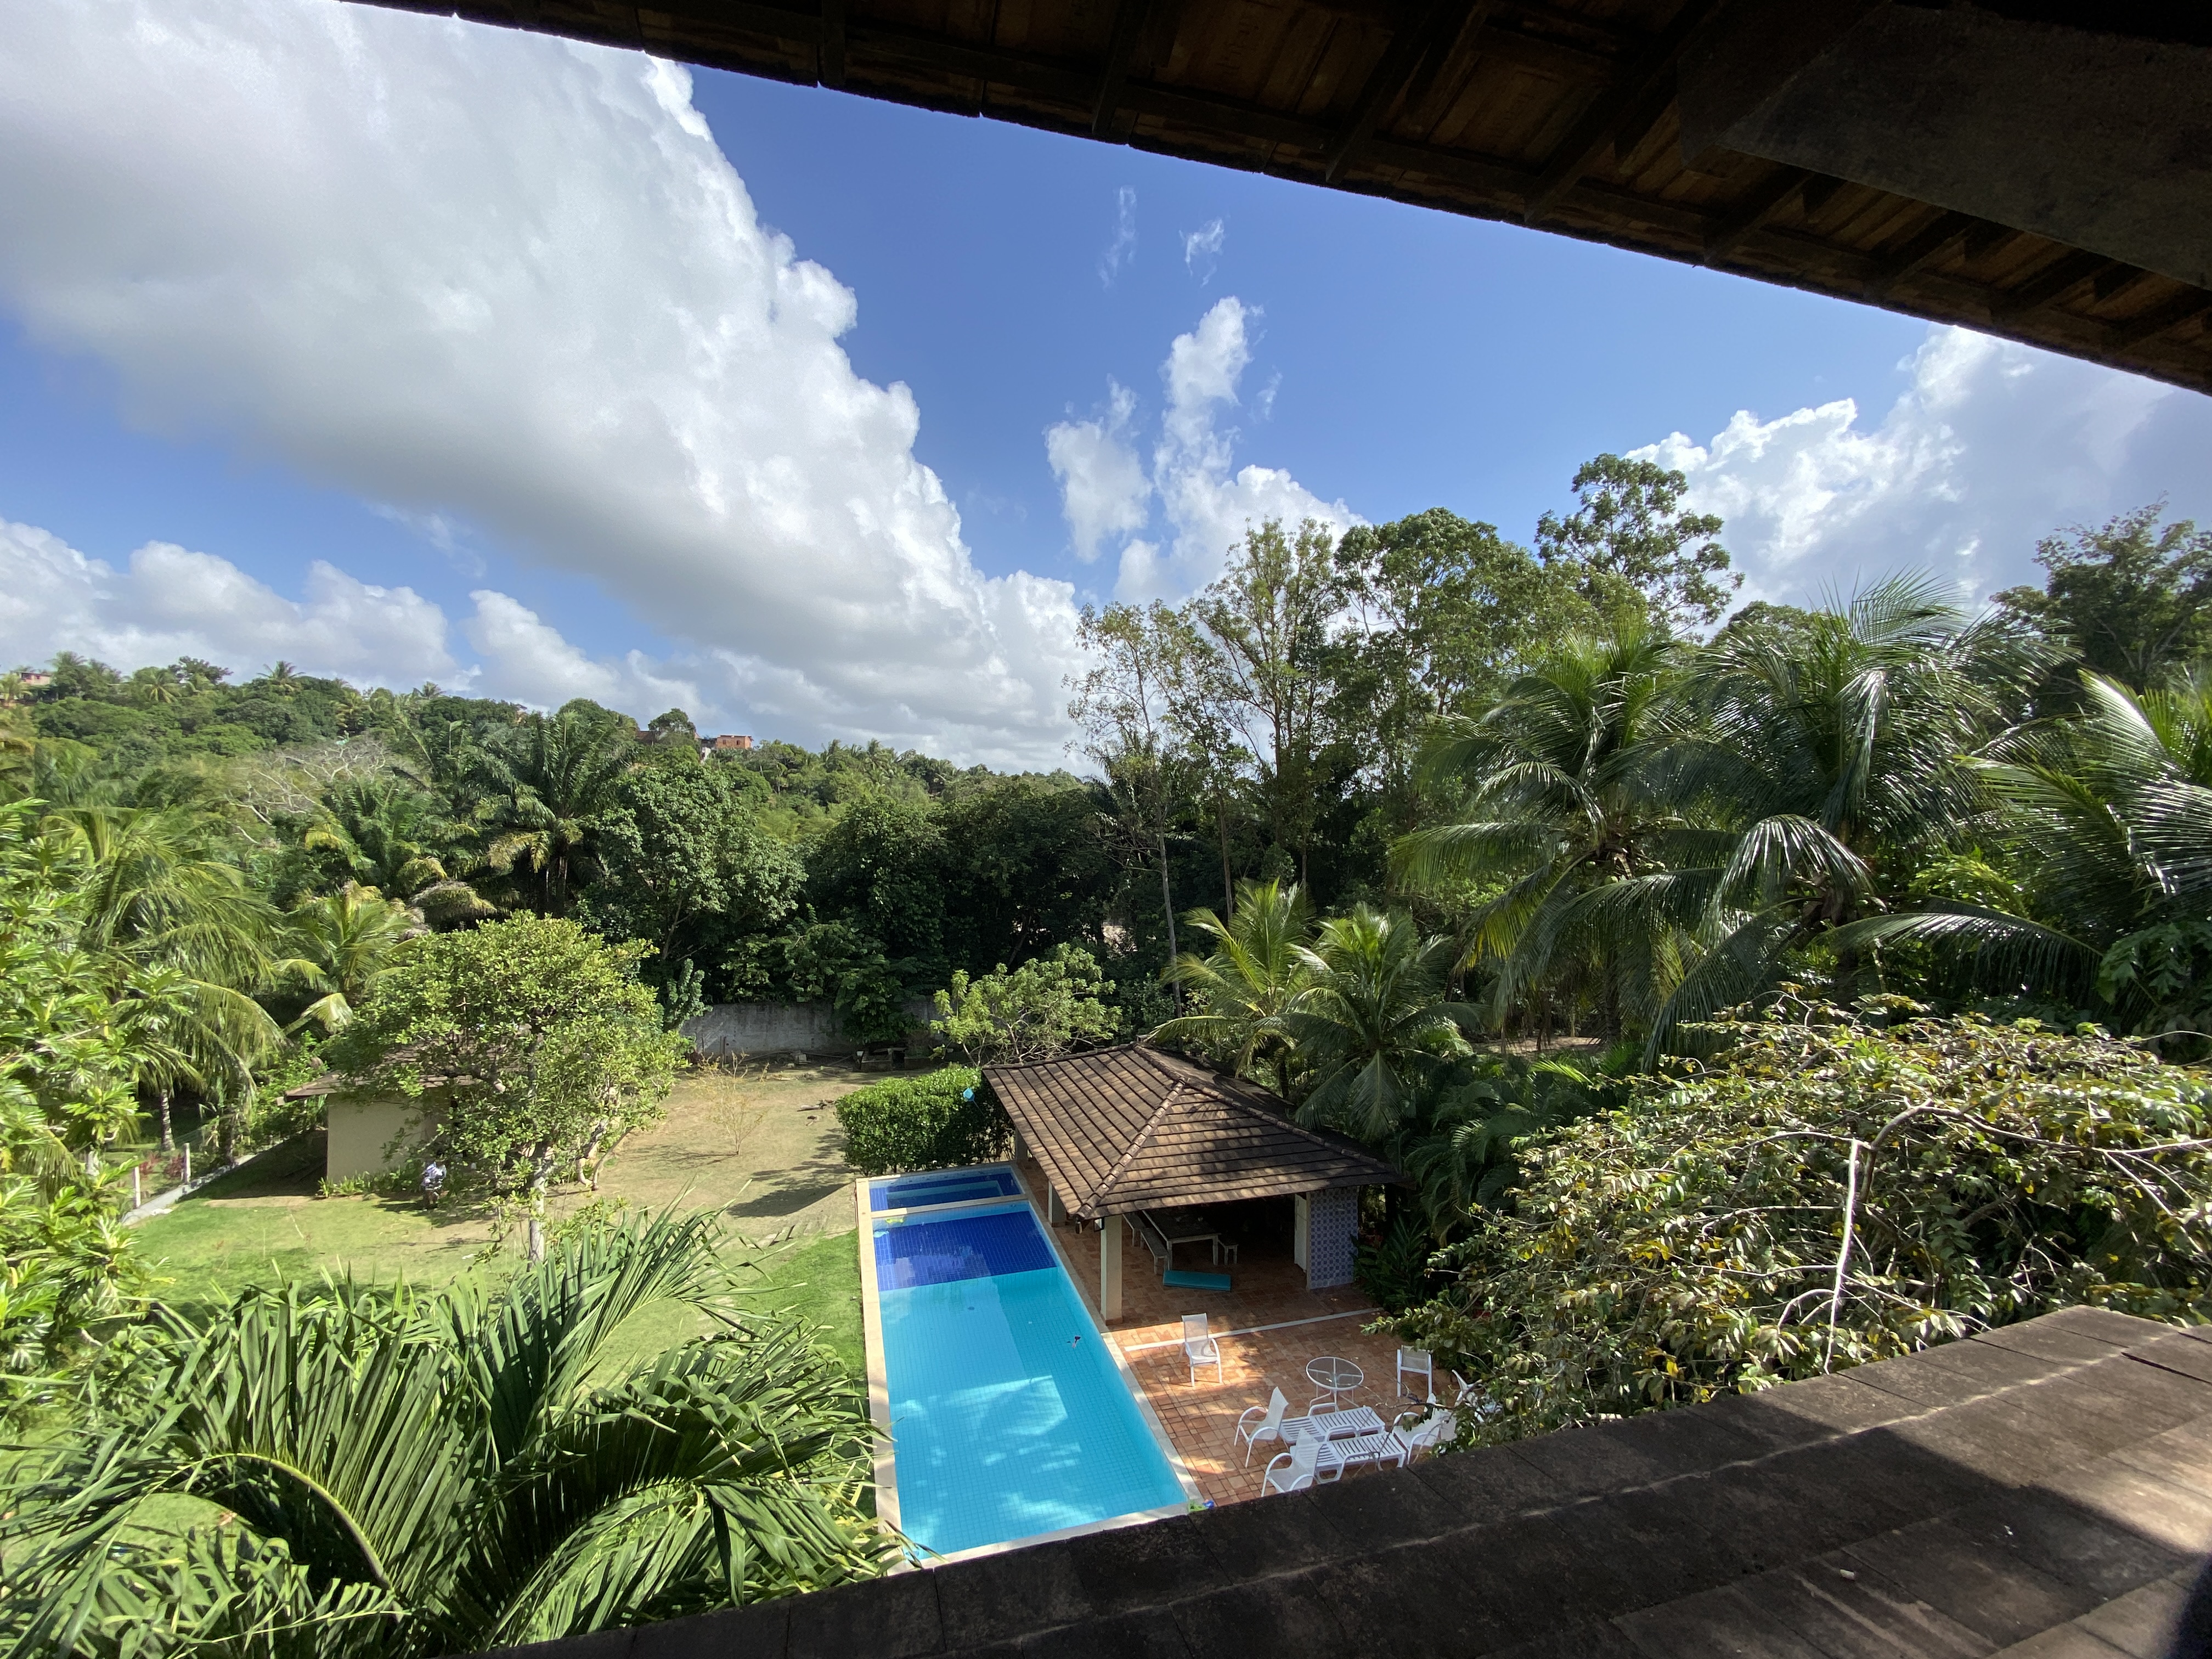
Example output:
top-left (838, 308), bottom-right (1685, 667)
top-left (1396, 996), bottom-right (2212, 1445)
top-left (834, 1068), bottom-right (1008, 1175)
top-left (929, 945), bottom-right (1119, 1065)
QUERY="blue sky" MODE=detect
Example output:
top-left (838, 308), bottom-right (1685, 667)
top-left (1, 2), bottom-right (2206, 763)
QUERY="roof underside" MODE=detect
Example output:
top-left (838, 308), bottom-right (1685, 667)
top-left (353, 0), bottom-right (2212, 397)
top-left (984, 1044), bottom-right (1401, 1218)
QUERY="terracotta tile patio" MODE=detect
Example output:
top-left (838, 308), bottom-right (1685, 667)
top-left (1015, 1154), bottom-right (1428, 1508)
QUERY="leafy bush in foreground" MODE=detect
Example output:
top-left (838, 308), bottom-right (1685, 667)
top-left (834, 1068), bottom-right (1006, 1175)
top-left (1395, 997), bottom-right (2212, 1444)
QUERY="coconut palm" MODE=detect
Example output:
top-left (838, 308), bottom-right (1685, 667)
top-left (274, 885), bottom-right (418, 1033)
top-left (2, 1210), bottom-right (892, 1658)
top-left (1393, 617), bottom-right (1703, 1040)
top-left (306, 778), bottom-right (492, 928)
top-left (1622, 577), bottom-right (2049, 1047)
top-left (1836, 668), bottom-right (2212, 1034)
top-left (475, 709), bottom-right (635, 914)
top-left (1152, 879), bottom-right (1311, 1091)
top-left (1280, 906), bottom-right (1481, 1144)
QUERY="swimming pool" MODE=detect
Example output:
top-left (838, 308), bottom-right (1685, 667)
top-left (868, 1166), bottom-right (1022, 1212)
top-left (863, 1176), bottom-right (1192, 1559)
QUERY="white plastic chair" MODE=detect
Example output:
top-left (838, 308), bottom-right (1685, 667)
top-left (1235, 1387), bottom-right (1289, 1465)
top-left (1396, 1347), bottom-right (1435, 1401)
top-left (1182, 1314), bottom-right (1223, 1386)
top-left (1392, 1408), bottom-right (1459, 1464)
top-left (1261, 1431), bottom-right (1321, 1495)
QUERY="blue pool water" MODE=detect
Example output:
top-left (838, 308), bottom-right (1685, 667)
top-left (870, 1167), bottom-right (1022, 1211)
top-left (873, 1198), bottom-right (1187, 1556)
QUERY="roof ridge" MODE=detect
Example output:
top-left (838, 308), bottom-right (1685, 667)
top-left (1141, 1049), bottom-right (1392, 1170)
top-left (1080, 1081), bottom-right (1188, 1213)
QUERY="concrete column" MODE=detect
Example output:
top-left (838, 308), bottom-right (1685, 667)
top-left (1047, 1185), bottom-right (1064, 1225)
top-left (1293, 1193), bottom-right (1311, 1272)
top-left (1100, 1216), bottom-right (1123, 1321)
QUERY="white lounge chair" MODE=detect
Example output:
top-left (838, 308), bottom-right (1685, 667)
top-left (1182, 1314), bottom-right (1223, 1386)
top-left (1261, 1431), bottom-right (1321, 1495)
top-left (1396, 1347), bottom-right (1435, 1401)
top-left (1314, 1428), bottom-right (1406, 1480)
top-left (1235, 1387), bottom-right (1289, 1465)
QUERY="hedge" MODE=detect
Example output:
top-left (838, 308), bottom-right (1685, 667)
top-left (834, 1067), bottom-right (1009, 1175)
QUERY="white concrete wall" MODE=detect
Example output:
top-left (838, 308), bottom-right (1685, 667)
top-left (326, 1094), bottom-right (443, 1181)
top-left (679, 1000), bottom-right (937, 1058)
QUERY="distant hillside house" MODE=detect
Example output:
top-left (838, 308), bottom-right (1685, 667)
top-left (701, 733), bottom-right (754, 755)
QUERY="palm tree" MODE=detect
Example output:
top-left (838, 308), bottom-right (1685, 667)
top-left (2, 1211), bottom-right (892, 1657)
top-left (275, 885), bottom-right (417, 1032)
top-left (475, 709), bottom-right (635, 914)
top-left (1393, 617), bottom-right (1701, 1041)
top-left (259, 660), bottom-right (302, 696)
top-left (1626, 577), bottom-right (2047, 1047)
top-left (1280, 906), bottom-right (1480, 1144)
top-left (46, 806), bottom-right (284, 1120)
top-left (306, 778), bottom-right (491, 928)
top-left (1153, 879), bottom-right (1312, 1091)
top-left (1837, 668), bottom-right (2212, 1032)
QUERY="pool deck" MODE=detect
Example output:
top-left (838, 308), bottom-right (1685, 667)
top-left (1014, 1153), bottom-right (1425, 1509)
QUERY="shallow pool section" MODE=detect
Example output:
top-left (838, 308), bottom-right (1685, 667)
top-left (869, 1195), bottom-right (1188, 1558)
top-left (868, 1167), bottom-right (1022, 1212)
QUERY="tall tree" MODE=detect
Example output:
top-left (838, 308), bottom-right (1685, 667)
top-left (1069, 602), bottom-right (1197, 964)
top-left (1190, 520), bottom-right (1342, 885)
top-left (1991, 504), bottom-right (2212, 701)
top-left (330, 916), bottom-right (684, 1259)
top-left (1536, 454), bottom-right (1738, 633)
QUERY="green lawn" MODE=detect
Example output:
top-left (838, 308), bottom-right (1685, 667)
top-left (131, 1124), bottom-right (871, 1380)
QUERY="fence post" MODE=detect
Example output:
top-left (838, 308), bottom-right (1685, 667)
top-left (184, 1144), bottom-right (192, 1187)
top-left (133, 1166), bottom-right (142, 1208)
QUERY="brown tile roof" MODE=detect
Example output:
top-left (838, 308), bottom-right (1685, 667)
top-left (983, 1044), bottom-right (1403, 1220)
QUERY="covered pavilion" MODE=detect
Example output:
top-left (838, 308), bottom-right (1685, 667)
top-left (983, 1043), bottom-right (1403, 1320)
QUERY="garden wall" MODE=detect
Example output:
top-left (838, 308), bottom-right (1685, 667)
top-left (679, 1000), bottom-right (938, 1058)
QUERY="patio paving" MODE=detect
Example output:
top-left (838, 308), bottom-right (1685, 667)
top-left (1015, 1153), bottom-right (1435, 1508)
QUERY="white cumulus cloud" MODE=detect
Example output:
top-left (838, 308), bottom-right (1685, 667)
top-left (1045, 297), bottom-right (1357, 602)
top-left (1044, 381), bottom-right (1150, 562)
top-left (0, 517), bottom-right (458, 687)
top-left (0, 0), bottom-right (1082, 766)
top-left (1637, 326), bottom-right (2212, 607)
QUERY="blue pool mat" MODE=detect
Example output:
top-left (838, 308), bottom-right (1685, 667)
top-left (876, 1207), bottom-right (1057, 1287)
top-left (1163, 1268), bottom-right (1231, 1290)
top-left (871, 1168), bottom-right (1021, 1211)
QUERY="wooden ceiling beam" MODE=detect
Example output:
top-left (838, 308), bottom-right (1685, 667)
top-left (1990, 249), bottom-right (2116, 323)
top-left (817, 0), bottom-right (846, 86)
top-left (1324, 0), bottom-right (1492, 183)
top-left (1522, 0), bottom-right (1720, 225)
top-left (2112, 290), bottom-right (2212, 351)
top-left (1091, 0), bottom-right (1150, 137)
top-left (1863, 208), bottom-right (1974, 299)
top-left (1700, 163), bottom-right (1810, 266)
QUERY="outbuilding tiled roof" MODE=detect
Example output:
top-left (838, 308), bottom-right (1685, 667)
top-left (983, 1045), bottom-right (1403, 1220)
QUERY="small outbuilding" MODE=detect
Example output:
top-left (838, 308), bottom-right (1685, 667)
top-left (285, 1075), bottom-right (444, 1182)
top-left (983, 1043), bottom-right (1403, 1319)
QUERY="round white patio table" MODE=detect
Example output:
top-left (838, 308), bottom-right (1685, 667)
top-left (1306, 1355), bottom-right (1363, 1410)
